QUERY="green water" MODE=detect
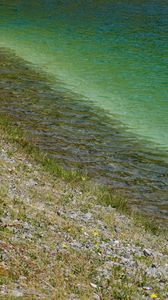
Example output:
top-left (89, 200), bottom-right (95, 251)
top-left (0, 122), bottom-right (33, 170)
top-left (0, 1), bottom-right (168, 219)
top-left (1, 0), bottom-right (168, 148)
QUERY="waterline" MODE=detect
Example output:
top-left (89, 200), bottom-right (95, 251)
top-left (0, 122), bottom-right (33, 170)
top-left (0, 48), bottom-right (168, 220)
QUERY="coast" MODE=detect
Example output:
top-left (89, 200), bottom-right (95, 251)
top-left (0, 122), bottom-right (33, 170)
top-left (1, 0), bottom-right (168, 297)
top-left (1, 48), bottom-right (168, 221)
top-left (0, 118), bottom-right (168, 299)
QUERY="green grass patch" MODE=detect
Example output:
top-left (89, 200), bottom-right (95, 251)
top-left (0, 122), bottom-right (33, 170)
top-left (0, 113), bottom-right (167, 236)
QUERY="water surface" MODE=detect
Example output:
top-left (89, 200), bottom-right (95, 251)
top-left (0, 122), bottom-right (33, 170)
top-left (0, 49), bottom-right (168, 221)
top-left (0, 0), bottom-right (168, 147)
top-left (0, 0), bottom-right (168, 220)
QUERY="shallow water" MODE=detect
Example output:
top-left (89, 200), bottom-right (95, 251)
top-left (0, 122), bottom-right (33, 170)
top-left (0, 1), bottom-right (168, 220)
top-left (0, 49), bottom-right (168, 221)
top-left (0, 0), bottom-right (168, 148)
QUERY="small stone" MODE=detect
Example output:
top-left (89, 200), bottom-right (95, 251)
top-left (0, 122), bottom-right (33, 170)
top-left (23, 222), bottom-right (30, 230)
top-left (26, 179), bottom-right (37, 187)
top-left (143, 249), bottom-right (152, 257)
top-left (19, 276), bottom-right (27, 281)
top-left (83, 212), bottom-right (92, 221)
top-left (11, 289), bottom-right (24, 297)
top-left (114, 225), bottom-right (120, 233)
top-left (93, 293), bottom-right (100, 300)
top-left (113, 240), bottom-right (119, 245)
top-left (70, 241), bottom-right (82, 249)
top-left (0, 285), bottom-right (8, 295)
top-left (90, 282), bottom-right (98, 289)
top-left (143, 286), bottom-right (152, 290)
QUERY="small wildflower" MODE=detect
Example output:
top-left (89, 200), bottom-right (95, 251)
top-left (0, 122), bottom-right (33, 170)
top-left (93, 231), bottom-right (99, 237)
top-left (150, 293), bottom-right (157, 299)
top-left (62, 242), bottom-right (68, 249)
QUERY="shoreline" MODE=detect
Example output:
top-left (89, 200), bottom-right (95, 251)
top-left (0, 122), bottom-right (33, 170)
top-left (0, 114), bottom-right (168, 299)
top-left (0, 47), bottom-right (168, 222)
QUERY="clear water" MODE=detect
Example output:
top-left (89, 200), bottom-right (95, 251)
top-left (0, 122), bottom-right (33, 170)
top-left (1, 0), bottom-right (168, 147)
top-left (0, 1), bottom-right (168, 220)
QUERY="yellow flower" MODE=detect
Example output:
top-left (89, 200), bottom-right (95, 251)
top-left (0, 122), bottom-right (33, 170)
top-left (62, 242), bottom-right (68, 249)
top-left (150, 293), bottom-right (157, 299)
top-left (93, 231), bottom-right (99, 237)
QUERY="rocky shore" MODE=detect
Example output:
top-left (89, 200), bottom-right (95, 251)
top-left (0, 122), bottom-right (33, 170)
top-left (0, 128), bottom-right (168, 299)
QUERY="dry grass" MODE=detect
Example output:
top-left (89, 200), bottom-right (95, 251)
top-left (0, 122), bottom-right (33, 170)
top-left (0, 120), bottom-right (168, 300)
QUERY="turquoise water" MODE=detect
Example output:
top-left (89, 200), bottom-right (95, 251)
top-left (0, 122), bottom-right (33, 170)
top-left (0, 1), bottom-right (168, 219)
top-left (1, 0), bottom-right (168, 148)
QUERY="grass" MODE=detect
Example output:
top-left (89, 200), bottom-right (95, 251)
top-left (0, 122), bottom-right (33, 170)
top-left (0, 114), bottom-right (168, 299)
top-left (0, 115), bottom-right (86, 183)
top-left (0, 113), bottom-right (167, 235)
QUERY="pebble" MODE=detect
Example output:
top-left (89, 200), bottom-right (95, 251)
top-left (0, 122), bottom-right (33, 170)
top-left (143, 286), bottom-right (152, 291)
top-left (83, 212), bottom-right (92, 222)
top-left (0, 138), bottom-right (168, 299)
top-left (11, 288), bottom-right (24, 297)
top-left (90, 283), bottom-right (98, 289)
top-left (143, 249), bottom-right (152, 257)
top-left (93, 293), bottom-right (100, 300)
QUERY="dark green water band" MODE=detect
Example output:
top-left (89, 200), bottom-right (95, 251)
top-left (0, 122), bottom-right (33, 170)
top-left (0, 48), bottom-right (168, 221)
